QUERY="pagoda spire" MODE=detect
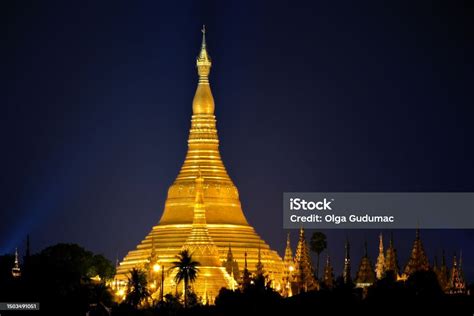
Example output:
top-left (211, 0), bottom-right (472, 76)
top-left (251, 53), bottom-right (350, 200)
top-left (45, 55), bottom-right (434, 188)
top-left (201, 25), bottom-right (207, 48)
top-left (284, 233), bottom-right (294, 264)
top-left (384, 233), bottom-right (400, 279)
top-left (12, 248), bottom-right (21, 278)
top-left (436, 249), bottom-right (449, 292)
top-left (294, 228), bottom-right (318, 292)
top-left (242, 251), bottom-right (251, 288)
top-left (375, 233), bottom-right (385, 279)
top-left (343, 238), bottom-right (351, 284)
top-left (458, 250), bottom-right (466, 293)
top-left (283, 233), bottom-right (295, 278)
top-left (403, 229), bottom-right (429, 277)
top-left (283, 233), bottom-right (295, 297)
top-left (322, 253), bottom-right (334, 289)
top-left (449, 253), bottom-right (466, 294)
top-left (193, 24), bottom-right (214, 114)
top-left (223, 244), bottom-right (240, 280)
top-left (355, 241), bottom-right (375, 288)
top-left (183, 173), bottom-right (218, 260)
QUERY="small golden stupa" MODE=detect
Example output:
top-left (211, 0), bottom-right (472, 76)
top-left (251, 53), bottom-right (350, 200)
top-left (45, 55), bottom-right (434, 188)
top-left (163, 172), bottom-right (237, 303)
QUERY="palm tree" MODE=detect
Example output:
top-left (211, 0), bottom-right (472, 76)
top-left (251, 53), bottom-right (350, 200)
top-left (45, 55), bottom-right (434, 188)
top-left (170, 250), bottom-right (200, 308)
top-left (310, 232), bottom-right (327, 279)
top-left (125, 268), bottom-right (150, 308)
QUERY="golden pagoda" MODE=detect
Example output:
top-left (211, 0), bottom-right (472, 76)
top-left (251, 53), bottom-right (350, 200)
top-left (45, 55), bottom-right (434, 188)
top-left (115, 27), bottom-right (284, 297)
top-left (435, 250), bottom-right (449, 292)
top-left (448, 253), bottom-right (466, 294)
top-left (375, 233), bottom-right (385, 279)
top-left (322, 254), bottom-right (334, 289)
top-left (403, 229), bottom-right (429, 277)
top-left (293, 228), bottom-right (318, 293)
top-left (355, 242), bottom-right (375, 288)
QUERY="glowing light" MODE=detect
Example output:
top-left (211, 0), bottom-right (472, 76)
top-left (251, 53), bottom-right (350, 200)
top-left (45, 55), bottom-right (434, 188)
top-left (90, 275), bottom-right (101, 281)
top-left (153, 263), bottom-right (160, 272)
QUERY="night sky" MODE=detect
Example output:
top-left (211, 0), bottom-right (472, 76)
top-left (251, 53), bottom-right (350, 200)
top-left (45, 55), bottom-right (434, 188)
top-left (2, 1), bottom-right (474, 281)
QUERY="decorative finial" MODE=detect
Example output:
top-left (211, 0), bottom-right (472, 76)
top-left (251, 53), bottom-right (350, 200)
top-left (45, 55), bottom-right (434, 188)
top-left (193, 26), bottom-right (214, 115)
top-left (201, 25), bottom-right (206, 48)
top-left (196, 25), bottom-right (211, 78)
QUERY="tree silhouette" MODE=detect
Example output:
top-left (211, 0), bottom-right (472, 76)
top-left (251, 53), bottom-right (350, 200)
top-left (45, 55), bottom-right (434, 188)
top-left (310, 232), bottom-right (327, 279)
top-left (125, 268), bottom-right (150, 308)
top-left (170, 249), bottom-right (200, 308)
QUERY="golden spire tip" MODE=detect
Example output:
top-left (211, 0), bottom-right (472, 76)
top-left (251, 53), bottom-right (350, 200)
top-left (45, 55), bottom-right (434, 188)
top-left (201, 25), bottom-right (206, 48)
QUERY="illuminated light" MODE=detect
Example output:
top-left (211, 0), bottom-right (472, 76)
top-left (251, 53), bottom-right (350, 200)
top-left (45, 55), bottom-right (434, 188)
top-left (90, 275), bottom-right (101, 281)
top-left (153, 263), bottom-right (160, 272)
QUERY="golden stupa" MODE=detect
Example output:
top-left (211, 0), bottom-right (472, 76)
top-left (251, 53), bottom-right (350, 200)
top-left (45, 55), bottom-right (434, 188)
top-left (163, 173), bottom-right (237, 303)
top-left (115, 27), bottom-right (284, 296)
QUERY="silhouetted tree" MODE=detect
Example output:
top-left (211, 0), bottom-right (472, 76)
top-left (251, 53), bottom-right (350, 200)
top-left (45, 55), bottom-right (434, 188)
top-left (0, 243), bottom-right (115, 316)
top-left (406, 270), bottom-right (443, 298)
top-left (88, 254), bottom-right (116, 281)
top-left (310, 232), bottom-right (327, 279)
top-left (86, 282), bottom-right (114, 307)
top-left (125, 268), bottom-right (150, 308)
top-left (170, 250), bottom-right (200, 308)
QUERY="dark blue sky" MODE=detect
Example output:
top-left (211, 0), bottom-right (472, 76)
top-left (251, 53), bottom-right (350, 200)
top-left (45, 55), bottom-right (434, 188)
top-left (2, 1), bottom-right (474, 280)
